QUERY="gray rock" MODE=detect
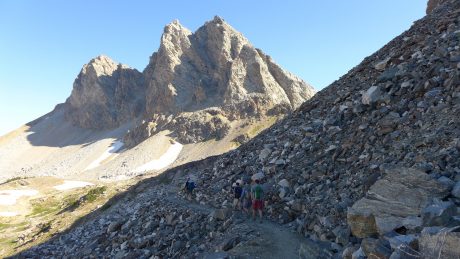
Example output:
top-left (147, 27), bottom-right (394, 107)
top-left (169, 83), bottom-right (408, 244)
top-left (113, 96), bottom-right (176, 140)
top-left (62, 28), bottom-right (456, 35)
top-left (452, 181), bottom-right (460, 198)
top-left (361, 238), bottom-right (392, 259)
top-left (348, 167), bottom-right (449, 237)
top-left (421, 200), bottom-right (456, 226)
top-left (278, 179), bottom-right (290, 188)
top-left (107, 220), bottom-right (124, 233)
top-left (333, 226), bottom-right (351, 245)
top-left (351, 247), bottom-right (365, 259)
top-left (437, 176), bottom-right (455, 189)
top-left (362, 86), bottom-right (382, 105)
top-left (419, 228), bottom-right (460, 258)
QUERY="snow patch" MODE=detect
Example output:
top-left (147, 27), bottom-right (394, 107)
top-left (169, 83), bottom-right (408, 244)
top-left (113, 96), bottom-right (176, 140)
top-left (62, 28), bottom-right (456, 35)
top-left (85, 140), bottom-right (124, 170)
top-left (0, 189), bottom-right (39, 206)
top-left (53, 180), bottom-right (94, 191)
top-left (0, 211), bottom-right (19, 217)
top-left (133, 142), bottom-right (183, 173)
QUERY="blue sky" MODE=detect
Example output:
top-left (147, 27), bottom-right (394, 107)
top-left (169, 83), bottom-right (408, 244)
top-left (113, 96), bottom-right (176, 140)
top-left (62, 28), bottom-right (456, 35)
top-left (0, 1), bottom-right (426, 136)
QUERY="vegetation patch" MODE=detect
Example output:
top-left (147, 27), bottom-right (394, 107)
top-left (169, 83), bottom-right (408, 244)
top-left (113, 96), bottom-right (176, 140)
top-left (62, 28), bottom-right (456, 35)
top-left (83, 186), bottom-right (107, 203)
top-left (28, 197), bottom-right (61, 217)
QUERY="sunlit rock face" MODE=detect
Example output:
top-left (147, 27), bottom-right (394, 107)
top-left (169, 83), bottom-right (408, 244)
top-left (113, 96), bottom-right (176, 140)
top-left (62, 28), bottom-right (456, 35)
top-left (65, 55), bottom-right (144, 129)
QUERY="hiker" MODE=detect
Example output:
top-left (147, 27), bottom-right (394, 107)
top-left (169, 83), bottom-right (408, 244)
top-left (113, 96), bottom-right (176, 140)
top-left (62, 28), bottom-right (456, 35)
top-left (251, 179), bottom-right (264, 222)
top-left (184, 178), bottom-right (196, 200)
top-left (241, 180), bottom-right (252, 215)
top-left (232, 181), bottom-right (243, 210)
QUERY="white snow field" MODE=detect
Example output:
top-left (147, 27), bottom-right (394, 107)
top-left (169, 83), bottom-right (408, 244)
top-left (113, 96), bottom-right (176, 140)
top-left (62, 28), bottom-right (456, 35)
top-left (133, 142), bottom-right (183, 173)
top-left (85, 140), bottom-right (124, 171)
top-left (0, 190), bottom-right (39, 206)
top-left (53, 180), bottom-right (94, 191)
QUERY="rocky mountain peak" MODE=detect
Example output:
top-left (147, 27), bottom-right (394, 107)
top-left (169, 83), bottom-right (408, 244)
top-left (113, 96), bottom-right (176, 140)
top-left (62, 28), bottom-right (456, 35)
top-left (64, 17), bottom-right (315, 144)
top-left (82, 55), bottom-right (118, 77)
top-left (65, 56), bottom-right (144, 129)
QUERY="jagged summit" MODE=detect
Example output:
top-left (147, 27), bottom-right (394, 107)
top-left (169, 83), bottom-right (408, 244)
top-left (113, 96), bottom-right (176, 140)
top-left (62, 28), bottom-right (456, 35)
top-left (64, 17), bottom-right (315, 143)
top-left (65, 55), bottom-right (144, 129)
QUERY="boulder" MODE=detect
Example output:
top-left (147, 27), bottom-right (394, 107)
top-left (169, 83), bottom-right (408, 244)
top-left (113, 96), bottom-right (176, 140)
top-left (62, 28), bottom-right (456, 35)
top-left (452, 181), bottom-right (460, 198)
top-left (421, 200), bottom-right (456, 226)
top-left (362, 86), bottom-right (382, 105)
top-left (361, 238), bottom-right (392, 259)
top-left (278, 179), bottom-right (290, 188)
top-left (347, 167), bottom-right (449, 238)
top-left (419, 228), bottom-right (460, 258)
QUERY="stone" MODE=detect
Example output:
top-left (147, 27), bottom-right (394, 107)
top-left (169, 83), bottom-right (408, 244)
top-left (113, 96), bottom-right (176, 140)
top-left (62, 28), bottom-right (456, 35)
top-left (375, 58), bottom-right (391, 71)
top-left (278, 179), bottom-right (290, 188)
top-left (333, 226), bottom-right (351, 245)
top-left (212, 208), bottom-right (231, 221)
top-left (361, 238), bottom-right (392, 259)
top-left (259, 148), bottom-right (272, 161)
top-left (362, 86), bottom-right (383, 105)
top-left (384, 233), bottom-right (418, 250)
top-left (220, 236), bottom-right (240, 251)
top-left (452, 181), bottom-right (460, 198)
top-left (419, 229), bottom-right (460, 258)
top-left (348, 167), bottom-right (449, 237)
top-left (437, 176), bottom-right (455, 189)
top-left (352, 247), bottom-right (365, 259)
top-left (421, 200), bottom-right (456, 226)
top-left (343, 246), bottom-right (358, 259)
top-left (107, 220), bottom-right (124, 233)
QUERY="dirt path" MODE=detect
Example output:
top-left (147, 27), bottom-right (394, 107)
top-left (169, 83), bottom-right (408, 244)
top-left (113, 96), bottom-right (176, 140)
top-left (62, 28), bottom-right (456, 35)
top-left (164, 186), bottom-right (306, 258)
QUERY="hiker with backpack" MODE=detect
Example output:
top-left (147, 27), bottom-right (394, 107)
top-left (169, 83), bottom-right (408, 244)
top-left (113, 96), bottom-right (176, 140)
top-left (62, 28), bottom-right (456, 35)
top-left (241, 180), bottom-right (252, 215)
top-left (232, 181), bottom-right (243, 210)
top-left (251, 179), bottom-right (264, 222)
top-left (184, 177), bottom-right (196, 200)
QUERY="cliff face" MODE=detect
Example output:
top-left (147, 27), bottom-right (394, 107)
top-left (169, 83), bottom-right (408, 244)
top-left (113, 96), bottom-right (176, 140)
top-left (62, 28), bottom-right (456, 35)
top-left (144, 17), bottom-right (314, 117)
top-left (65, 56), bottom-right (144, 129)
top-left (64, 17), bottom-right (315, 144)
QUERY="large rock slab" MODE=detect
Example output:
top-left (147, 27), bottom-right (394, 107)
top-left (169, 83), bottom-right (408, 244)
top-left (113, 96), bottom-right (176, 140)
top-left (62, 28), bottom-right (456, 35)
top-left (347, 167), bottom-right (449, 238)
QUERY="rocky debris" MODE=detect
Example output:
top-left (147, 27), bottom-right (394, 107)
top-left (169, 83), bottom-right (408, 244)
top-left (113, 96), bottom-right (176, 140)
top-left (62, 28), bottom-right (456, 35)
top-left (17, 0), bottom-right (460, 257)
top-left (134, 0), bottom-right (460, 257)
top-left (347, 167), bottom-right (449, 238)
top-left (65, 55), bottom-right (144, 129)
top-left (427, 0), bottom-right (448, 14)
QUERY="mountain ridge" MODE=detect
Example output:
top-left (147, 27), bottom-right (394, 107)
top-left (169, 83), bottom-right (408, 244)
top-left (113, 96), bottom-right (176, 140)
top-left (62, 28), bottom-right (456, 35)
top-left (64, 16), bottom-right (315, 146)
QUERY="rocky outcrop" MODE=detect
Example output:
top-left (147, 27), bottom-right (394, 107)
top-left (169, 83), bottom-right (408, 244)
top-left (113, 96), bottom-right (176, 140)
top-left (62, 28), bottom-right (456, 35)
top-left (65, 55), bottom-right (144, 129)
top-left (347, 167), bottom-right (449, 238)
top-left (144, 16), bottom-right (313, 116)
top-left (65, 17), bottom-right (315, 143)
top-left (426, 0), bottom-right (448, 14)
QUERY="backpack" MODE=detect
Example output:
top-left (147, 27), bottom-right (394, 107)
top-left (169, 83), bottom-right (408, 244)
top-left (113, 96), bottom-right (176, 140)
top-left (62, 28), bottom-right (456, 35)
top-left (187, 181), bottom-right (195, 192)
top-left (253, 185), bottom-right (263, 200)
top-left (234, 186), bottom-right (243, 199)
